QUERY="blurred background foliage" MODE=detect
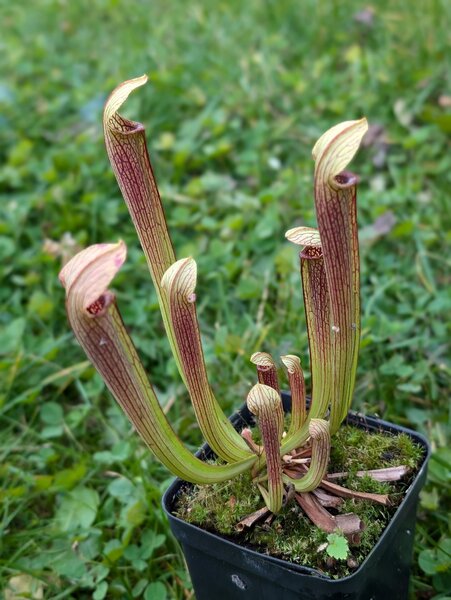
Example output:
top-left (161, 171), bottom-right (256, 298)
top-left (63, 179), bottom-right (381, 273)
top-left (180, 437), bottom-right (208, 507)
top-left (0, 0), bottom-right (449, 598)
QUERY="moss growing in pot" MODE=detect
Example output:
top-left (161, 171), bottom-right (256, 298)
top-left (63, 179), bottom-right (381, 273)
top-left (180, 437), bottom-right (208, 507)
top-left (175, 426), bottom-right (423, 579)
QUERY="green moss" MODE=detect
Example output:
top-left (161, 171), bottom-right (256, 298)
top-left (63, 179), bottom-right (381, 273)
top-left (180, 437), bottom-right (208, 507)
top-left (175, 425), bottom-right (424, 579)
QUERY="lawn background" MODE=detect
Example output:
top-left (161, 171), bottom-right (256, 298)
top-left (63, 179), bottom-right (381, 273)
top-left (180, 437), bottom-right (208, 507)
top-left (0, 0), bottom-right (450, 598)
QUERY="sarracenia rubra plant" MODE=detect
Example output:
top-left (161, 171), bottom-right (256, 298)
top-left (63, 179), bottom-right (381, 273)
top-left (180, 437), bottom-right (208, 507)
top-left (60, 75), bottom-right (368, 518)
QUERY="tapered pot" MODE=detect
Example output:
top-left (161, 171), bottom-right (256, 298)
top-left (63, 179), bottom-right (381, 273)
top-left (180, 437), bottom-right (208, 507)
top-left (162, 393), bottom-right (430, 600)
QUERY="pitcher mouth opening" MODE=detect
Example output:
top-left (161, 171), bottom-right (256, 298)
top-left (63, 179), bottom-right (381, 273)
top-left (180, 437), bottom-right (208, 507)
top-left (300, 246), bottom-right (323, 260)
top-left (333, 170), bottom-right (359, 188)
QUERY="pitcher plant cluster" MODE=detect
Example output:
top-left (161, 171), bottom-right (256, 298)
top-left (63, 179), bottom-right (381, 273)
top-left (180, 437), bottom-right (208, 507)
top-left (60, 76), bottom-right (369, 516)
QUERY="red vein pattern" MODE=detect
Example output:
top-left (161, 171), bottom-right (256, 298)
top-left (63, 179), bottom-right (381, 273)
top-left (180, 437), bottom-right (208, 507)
top-left (300, 246), bottom-right (332, 420)
top-left (281, 355), bottom-right (307, 436)
top-left (68, 302), bottom-right (254, 482)
top-left (103, 77), bottom-right (184, 388)
top-left (314, 173), bottom-right (360, 432)
top-left (247, 385), bottom-right (284, 513)
top-left (250, 352), bottom-right (284, 432)
top-left (283, 419), bottom-right (331, 492)
top-left (105, 78), bottom-right (252, 463)
top-left (61, 244), bottom-right (256, 483)
top-left (103, 77), bottom-right (175, 290)
top-left (313, 118), bottom-right (367, 432)
top-left (162, 259), bottom-right (252, 463)
top-left (285, 226), bottom-right (321, 247)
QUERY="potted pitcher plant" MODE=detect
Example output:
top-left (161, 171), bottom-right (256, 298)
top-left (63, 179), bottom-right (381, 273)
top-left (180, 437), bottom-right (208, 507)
top-left (60, 76), bottom-right (430, 600)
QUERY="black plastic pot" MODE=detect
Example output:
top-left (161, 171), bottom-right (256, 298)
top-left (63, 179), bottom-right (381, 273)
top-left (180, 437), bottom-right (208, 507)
top-left (162, 393), bottom-right (430, 600)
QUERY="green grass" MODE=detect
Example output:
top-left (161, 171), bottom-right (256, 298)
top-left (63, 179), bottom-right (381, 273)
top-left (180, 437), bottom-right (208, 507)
top-left (0, 0), bottom-right (450, 598)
